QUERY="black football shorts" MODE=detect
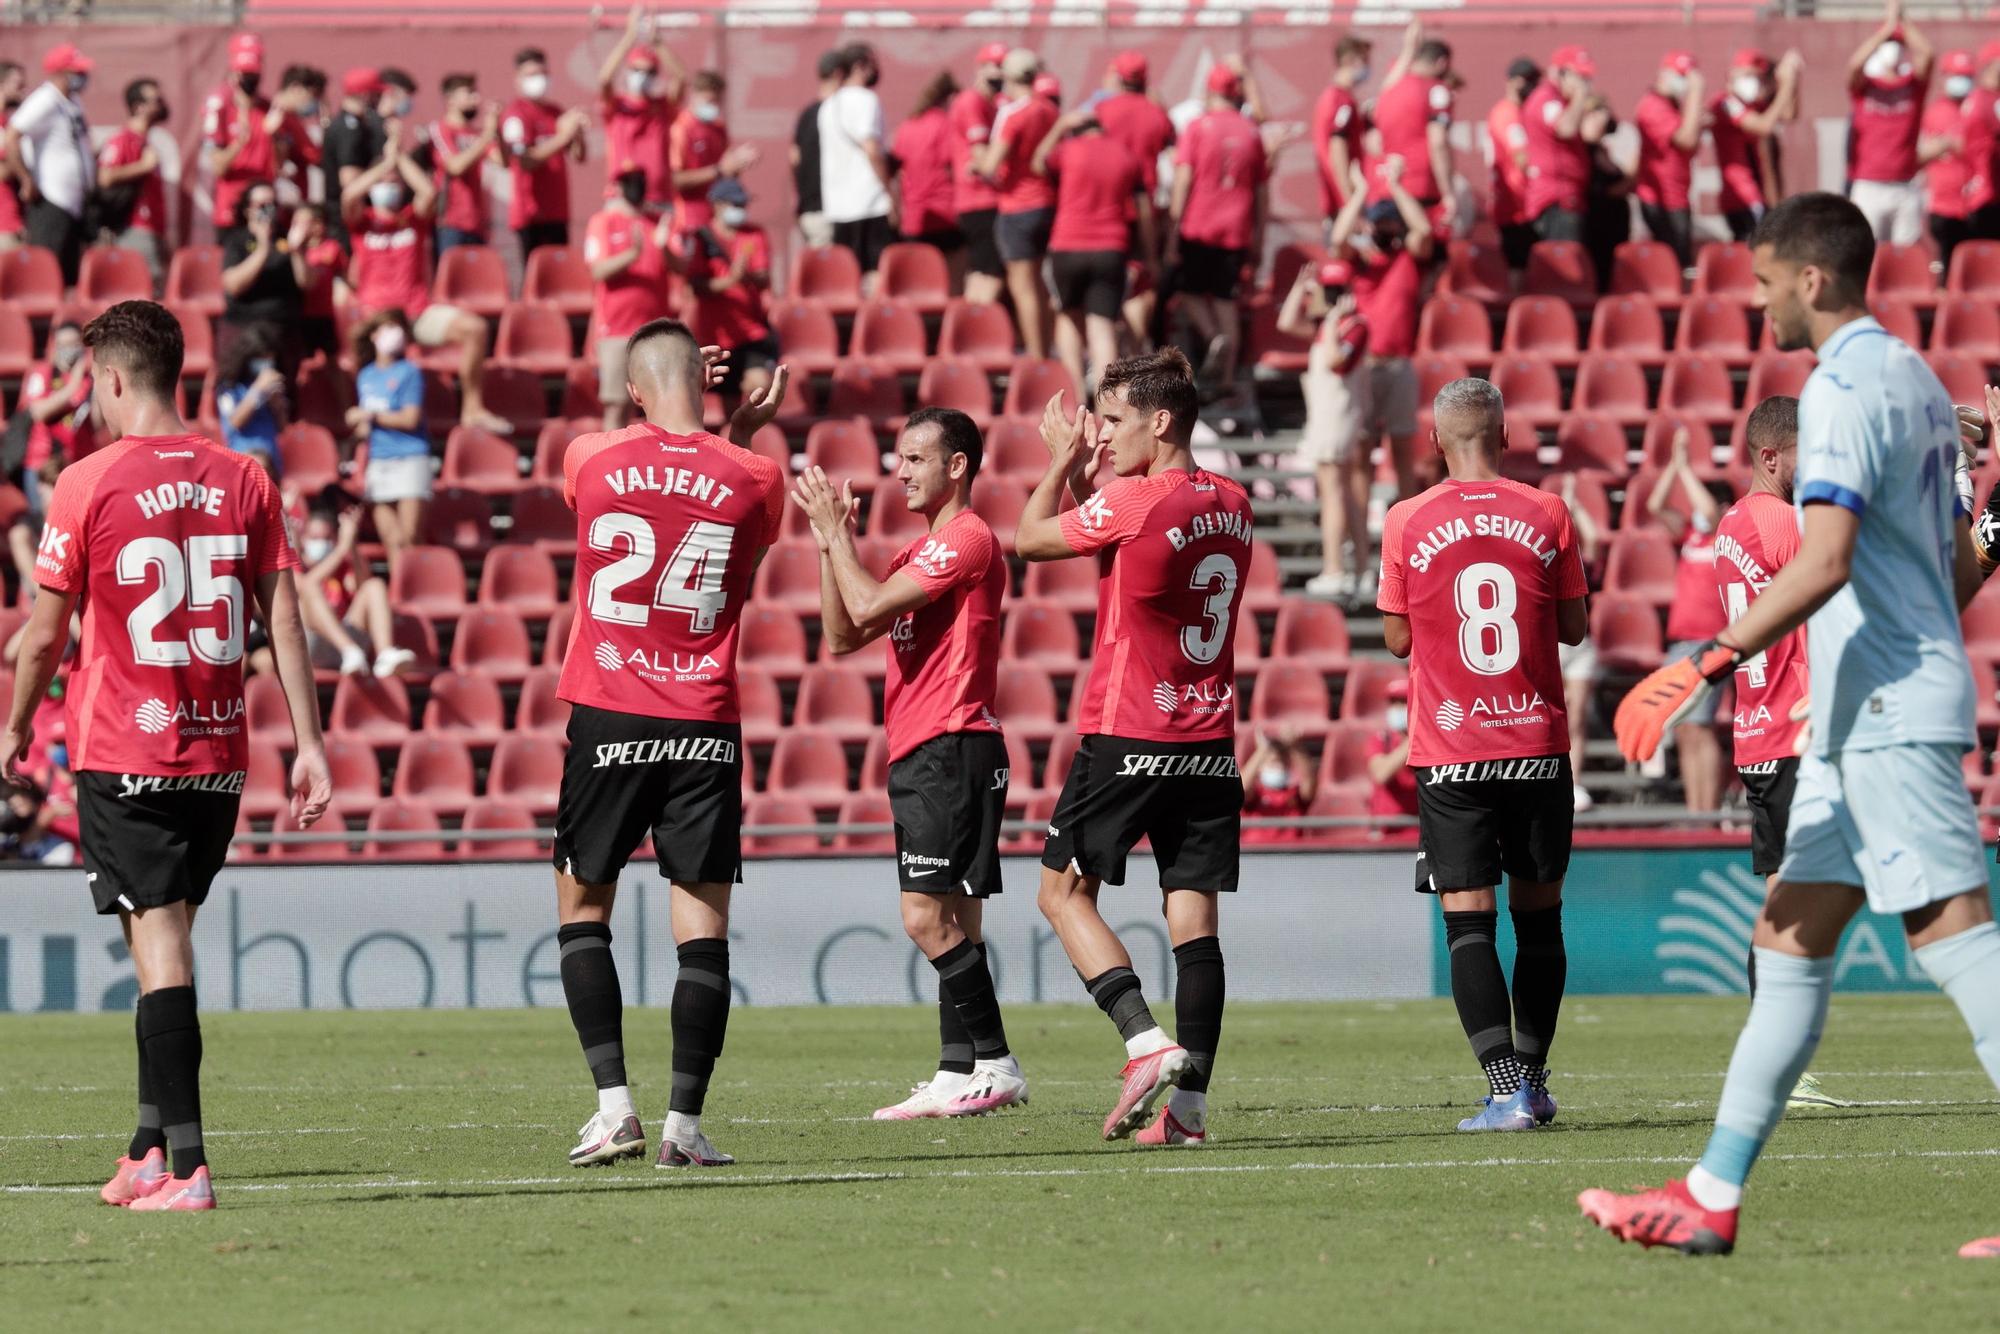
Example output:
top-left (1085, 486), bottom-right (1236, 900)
top-left (552, 704), bottom-right (743, 886)
top-left (1738, 757), bottom-right (1799, 878)
top-left (77, 770), bottom-right (243, 916)
top-left (1413, 754), bottom-right (1573, 893)
top-left (888, 731), bottom-right (1009, 896)
top-left (1041, 734), bottom-right (1240, 892)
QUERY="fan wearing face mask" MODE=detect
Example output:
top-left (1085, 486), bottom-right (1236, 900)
top-left (598, 5), bottom-right (686, 215)
top-left (1633, 52), bottom-right (1706, 271)
top-left (1708, 47), bottom-right (1804, 242)
top-left (1241, 727), bottom-right (1317, 846)
top-left (345, 310), bottom-right (433, 573)
top-left (1364, 679), bottom-right (1419, 827)
top-left (670, 71), bottom-right (758, 236)
top-left (202, 33), bottom-right (317, 245)
top-left (95, 78), bottom-right (173, 293)
top-left (430, 73), bottom-right (500, 256)
top-left (685, 178), bottom-right (777, 412)
top-left (5, 44), bottom-right (99, 284)
top-left (15, 323), bottom-right (97, 511)
top-left (503, 46), bottom-right (592, 256)
top-left (584, 163), bottom-right (680, 430)
top-left (1845, 0), bottom-right (1936, 246)
top-left (1920, 50), bottom-right (1978, 270)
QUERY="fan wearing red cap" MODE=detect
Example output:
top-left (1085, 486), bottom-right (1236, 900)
top-left (1090, 50), bottom-right (1175, 299)
top-left (202, 33), bottom-right (316, 237)
top-left (1367, 33), bottom-right (1456, 229)
top-left (1957, 43), bottom-right (2000, 237)
top-left (1276, 252), bottom-right (1371, 599)
top-left (1845, 0), bottom-right (1936, 246)
top-left (1168, 57), bottom-right (1269, 397)
top-left (1633, 51), bottom-right (1706, 268)
top-left (1921, 51), bottom-right (1978, 268)
top-left (597, 5), bottom-right (686, 213)
top-left (1310, 33), bottom-right (1374, 227)
top-left (1709, 47), bottom-right (1804, 240)
top-left (1519, 46), bottom-right (1601, 245)
top-left (7, 43), bottom-right (97, 281)
top-left (948, 42), bottom-right (1012, 304)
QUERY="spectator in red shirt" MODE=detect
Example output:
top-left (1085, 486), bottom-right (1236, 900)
top-left (974, 50), bottom-right (1059, 362)
top-left (1648, 426), bottom-right (1728, 813)
top-left (294, 203), bottom-right (347, 365)
top-left (1364, 680), bottom-right (1419, 827)
top-left (1036, 108), bottom-right (1151, 399)
top-left (504, 47), bottom-right (590, 257)
top-left (1710, 48), bottom-right (1804, 241)
top-left (1846, 0), bottom-right (1935, 246)
top-left (686, 177), bottom-right (777, 413)
top-left (1922, 50), bottom-right (1978, 269)
top-left (946, 43), bottom-right (1008, 306)
top-left (1957, 43), bottom-right (2000, 240)
top-left (1331, 157), bottom-right (1434, 501)
top-left (584, 164), bottom-right (677, 430)
top-left (16, 322), bottom-right (95, 509)
top-left (891, 73), bottom-right (966, 271)
top-left (204, 33), bottom-right (318, 244)
top-left (342, 141), bottom-right (512, 437)
top-left (1310, 34), bottom-right (1373, 236)
top-left (1278, 260), bottom-right (1370, 602)
top-left (1241, 726), bottom-right (1316, 845)
top-left (670, 71), bottom-right (757, 236)
top-left (1520, 45), bottom-right (1603, 245)
top-left (1633, 52), bottom-right (1705, 270)
top-left (1486, 58), bottom-right (1540, 271)
top-left (95, 78), bottom-right (170, 293)
top-left (597, 6), bottom-right (685, 215)
top-left (1169, 63), bottom-right (1268, 402)
top-left (0, 62), bottom-right (25, 253)
top-left (431, 74), bottom-right (499, 255)
top-left (1369, 29), bottom-right (1456, 230)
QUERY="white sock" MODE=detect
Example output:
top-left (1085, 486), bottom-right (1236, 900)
top-left (664, 1110), bottom-right (701, 1143)
top-left (1167, 1088), bottom-right (1207, 1125)
top-left (1125, 1026), bottom-right (1174, 1060)
top-left (1686, 1165), bottom-right (1743, 1211)
top-left (597, 1085), bottom-right (634, 1120)
top-left (930, 1069), bottom-right (971, 1098)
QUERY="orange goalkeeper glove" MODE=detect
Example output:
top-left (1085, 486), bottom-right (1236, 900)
top-left (1612, 640), bottom-right (1741, 763)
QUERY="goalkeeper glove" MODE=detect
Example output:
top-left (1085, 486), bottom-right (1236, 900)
top-left (1613, 640), bottom-right (1741, 763)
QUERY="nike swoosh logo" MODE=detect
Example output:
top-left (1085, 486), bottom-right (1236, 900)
top-left (906, 869), bottom-right (939, 878)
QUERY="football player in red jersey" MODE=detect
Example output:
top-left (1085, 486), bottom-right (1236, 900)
top-left (792, 407), bottom-right (1028, 1121)
top-left (0, 301), bottom-right (332, 1211)
top-left (1377, 377), bottom-right (1589, 1132)
top-left (550, 321), bottom-right (787, 1172)
top-left (1016, 348), bottom-right (1253, 1148)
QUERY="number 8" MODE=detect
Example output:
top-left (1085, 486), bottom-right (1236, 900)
top-left (1454, 562), bottom-right (1519, 676)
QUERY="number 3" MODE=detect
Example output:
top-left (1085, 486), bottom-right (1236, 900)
top-left (1454, 562), bottom-right (1520, 676)
top-left (1182, 552), bottom-right (1239, 665)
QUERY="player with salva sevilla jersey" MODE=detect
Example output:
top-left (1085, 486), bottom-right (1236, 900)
top-left (551, 320), bottom-right (787, 1173)
top-left (0, 301), bottom-right (332, 1213)
top-left (791, 407), bottom-right (1028, 1122)
top-left (1377, 377), bottom-right (1589, 1134)
top-left (1016, 348), bottom-right (1252, 1149)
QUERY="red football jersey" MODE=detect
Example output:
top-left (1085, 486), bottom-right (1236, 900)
top-left (1714, 490), bottom-right (1808, 765)
top-left (430, 120), bottom-right (495, 235)
top-left (883, 508), bottom-right (1005, 761)
top-left (947, 87), bottom-right (999, 214)
top-left (1633, 91), bottom-right (1694, 212)
top-left (584, 208), bottom-right (672, 339)
top-left (601, 91), bottom-right (676, 207)
top-left (668, 111), bottom-right (729, 231)
top-left (36, 434), bottom-right (297, 775)
top-left (1176, 108), bottom-right (1268, 251)
top-left (991, 95), bottom-right (1058, 214)
top-left (1057, 469), bottom-right (1254, 743)
top-left (1521, 84), bottom-right (1591, 217)
top-left (891, 107), bottom-right (960, 238)
top-left (1849, 71), bottom-right (1928, 184)
top-left (502, 97), bottom-right (573, 229)
top-left (1094, 90), bottom-right (1174, 198)
top-left (97, 129), bottom-right (166, 235)
top-left (1048, 133), bottom-right (1144, 253)
top-left (351, 205), bottom-right (433, 317)
top-left (1486, 98), bottom-right (1530, 226)
top-left (1958, 88), bottom-right (2000, 214)
top-left (1709, 95), bottom-right (1766, 212)
top-left (1378, 478), bottom-right (1587, 766)
top-left (558, 424), bottom-right (785, 723)
top-left (1925, 98), bottom-right (1971, 219)
top-left (1371, 75), bottom-right (1452, 202)
top-left (1311, 85), bottom-right (1366, 217)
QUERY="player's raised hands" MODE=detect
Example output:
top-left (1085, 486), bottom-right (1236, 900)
top-left (290, 745), bottom-right (333, 829)
top-left (1038, 391), bottom-right (1095, 479)
top-left (790, 465), bottom-right (858, 551)
top-left (728, 363), bottom-right (789, 442)
top-left (698, 344), bottom-right (730, 390)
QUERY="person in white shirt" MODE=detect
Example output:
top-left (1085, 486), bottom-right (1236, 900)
top-left (5, 43), bottom-right (97, 283)
top-left (816, 43), bottom-right (895, 282)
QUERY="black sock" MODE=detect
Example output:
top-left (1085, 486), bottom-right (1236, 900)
top-left (933, 940), bottom-right (1008, 1063)
top-left (1084, 966), bottom-right (1157, 1043)
top-left (1443, 910), bottom-right (1519, 1097)
top-left (1172, 937), bottom-right (1225, 1094)
top-left (670, 939), bottom-right (731, 1116)
top-left (1510, 905), bottom-right (1567, 1088)
top-left (558, 923), bottom-right (627, 1092)
top-left (129, 1005), bottom-right (165, 1160)
top-left (1746, 947), bottom-right (1757, 1000)
top-left (138, 986), bottom-right (205, 1178)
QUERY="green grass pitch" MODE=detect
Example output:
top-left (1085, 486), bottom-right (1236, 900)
top-left (2, 996), bottom-right (1997, 1332)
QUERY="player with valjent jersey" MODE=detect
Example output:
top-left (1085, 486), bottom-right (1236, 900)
top-left (551, 320), bottom-right (787, 1172)
top-left (0, 301), bottom-right (333, 1213)
top-left (1016, 348), bottom-right (1251, 1148)
top-left (1377, 377), bottom-right (1589, 1133)
top-left (792, 407), bottom-right (1028, 1122)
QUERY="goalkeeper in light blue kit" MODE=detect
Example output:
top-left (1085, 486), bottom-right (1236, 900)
top-left (1584, 192), bottom-right (2000, 1258)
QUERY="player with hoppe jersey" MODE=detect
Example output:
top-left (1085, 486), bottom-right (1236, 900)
top-left (1015, 348), bottom-right (1252, 1148)
top-left (550, 320), bottom-right (789, 1172)
top-left (0, 300), bottom-right (333, 1212)
top-left (1590, 193), bottom-right (2000, 1259)
top-left (1377, 377), bottom-right (1590, 1132)
top-left (791, 407), bottom-right (1029, 1121)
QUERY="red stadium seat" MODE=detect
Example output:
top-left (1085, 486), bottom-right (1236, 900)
top-left (165, 245), bottom-right (225, 318)
top-left (477, 366), bottom-right (550, 437)
top-left (477, 545), bottom-right (560, 621)
top-left (277, 423), bottom-right (341, 492)
top-left (746, 422), bottom-right (791, 474)
top-left (1247, 295), bottom-right (1310, 374)
top-left (858, 732), bottom-right (892, 792)
top-left (791, 245), bottom-right (864, 314)
top-left (804, 417), bottom-right (882, 477)
top-left (738, 606), bottom-right (810, 679)
top-left (435, 245), bottom-right (511, 318)
top-left (391, 735), bottom-right (477, 814)
top-left (1691, 242), bottom-right (1755, 303)
top-left (1587, 295), bottom-right (1667, 367)
top-left (1233, 607), bottom-right (1262, 678)
top-left (494, 302), bottom-right (576, 374)
top-left (324, 736), bottom-right (384, 802)
top-left (994, 664), bottom-right (1061, 740)
top-left (745, 795), bottom-right (823, 854)
top-left (1241, 540), bottom-right (1283, 616)
top-left (1416, 295), bottom-right (1494, 361)
top-left (1869, 296), bottom-right (1923, 348)
top-left (449, 607), bottom-right (535, 681)
top-left (0, 247), bottom-right (62, 320)
top-left (851, 301), bottom-right (929, 374)
top-left (1607, 240), bottom-right (1684, 308)
top-left (510, 486), bottom-right (575, 554)
top-left (766, 732), bottom-right (851, 806)
top-left (1001, 600), bottom-right (1082, 666)
top-left (1489, 356), bottom-right (1564, 428)
top-left (1437, 240), bottom-right (1510, 307)
top-left (1523, 241), bottom-right (1596, 308)
top-left (833, 794), bottom-right (897, 853)
top-left (878, 242), bottom-right (952, 313)
top-left (560, 363), bottom-right (609, 420)
top-left (823, 361), bottom-right (905, 428)
top-left (1745, 351), bottom-right (1816, 406)
top-left (1553, 412), bottom-right (1630, 476)
top-left (516, 668), bottom-right (573, 739)
top-left (418, 488), bottom-right (496, 552)
top-left (1935, 297), bottom-right (2000, 360)
top-left (1271, 599), bottom-right (1351, 675)
top-left (420, 368), bottom-right (462, 438)
top-left (1413, 353), bottom-right (1472, 407)
top-left (1571, 355), bottom-right (1650, 428)
top-left (1675, 296), bottom-right (1754, 366)
top-left (1948, 239), bottom-right (2000, 300)
top-left (1270, 242), bottom-right (1330, 296)
top-left (1868, 240), bottom-right (1939, 307)
top-left (1024, 552), bottom-right (1101, 613)
top-left (1591, 595), bottom-right (1666, 674)
top-left (938, 299), bottom-right (1018, 373)
top-left (535, 421), bottom-right (576, 481)
top-left (388, 546), bottom-right (468, 621)
top-left (523, 247), bottom-right (593, 316)
top-left (866, 475), bottom-right (928, 538)
top-left (78, 246), bottom-right (153, 302)
top-left (1501, 296), bottom-right (1581, 367)
top-left (737, 663), bottom-right (783, 746)
top-left (916, 358), bottom-right (995, 426)
top-left (423, 669), bottom-right (506, 749)
top-left (295, 358), bottom-right (356, 433)
top-left (985, 418), bottom-right (1047, 481)
top-left (1605, 530), bottom-right (1681, 607)
top-left (246, 672), bottom-right (298, 745)
top-left (1967, 587), bottom-right (2000, 661)
top-left (1975, 658), bottom-right (2000, 733)
top-left (0, 306), bottom-right (31, 382)
top-left (1316, 720), bottom-right (1377, 794)
top-left (169, 304), bottom-right (214, 378)
top-left (329, 676), bottom-right (414, 746)
top-left (441, 426), bottom-right (525, 495)
top-left (972, 477), bottom-right (1028, 550)
top-left (1041, 732), bottom-right (1084, 798)
top-left (769, 301), bottom-right (841, 375)
top-left (489, 735), bottom-right (566, 813)
top-left (1001, 357), bottom-right (1081, 420)
top-left (1641, 414), bottom-right (1722, 475)
top-left (1927, 351), bottom-right (1989, 410)
top-left (1659, 353), bottom-right (1738, 426)
top-left (241, 745), bottom-right (288, 820)
top-left (753, 539), bottom-right (828, 615)
top-left (270, 801), bottom-right (350, 861)
top-left (462, 803), bottom-right (545, 859)
top-left (796, 663), bottom-right (876, 743)
top-left (1338, 658), bottom-right (1402, 724)
top-left (542, 604), bottom-right (573, 669)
